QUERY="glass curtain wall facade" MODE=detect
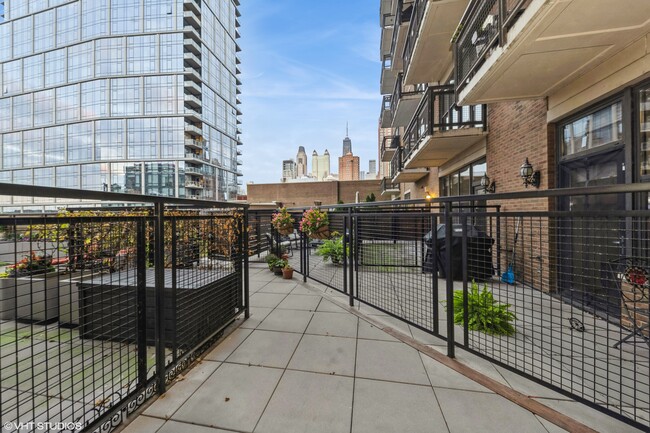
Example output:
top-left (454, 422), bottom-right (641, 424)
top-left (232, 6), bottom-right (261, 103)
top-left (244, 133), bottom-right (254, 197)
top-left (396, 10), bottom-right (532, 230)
top-left (0, 0), bottom-right (242, 211)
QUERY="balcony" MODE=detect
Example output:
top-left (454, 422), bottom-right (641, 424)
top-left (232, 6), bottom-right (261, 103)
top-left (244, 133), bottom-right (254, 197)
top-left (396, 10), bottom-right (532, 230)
top-left (183, 9), bottom-right (201, 28)
top-left (402, 0), bottom-right (469, 86)
top-left (390, 73), bottom-right (424, 128)
top-left (185, 166), bottom-right (205, 176)
top-left (381, 135), bottom-right (400, 162)
top-left (401, 85), bottom-right (486, 169)
top-left (389, 0), bottom-right (414, 73)
top-left (184, 80), bottom-right (202, 95)
top-left (380, 176), bottom-right (400, 195)
top-left (184, 138), bottom-right (204, 151)
top-left (454, 0), bottom-right (650, 105)
top-left (184, 25), bottom-right (201, 42)
top-left (184, 38), bottom-right (201, 55)
top-left (183, 0), bottom-right (201, 16)
top-left (185, 180), bottom-right (205, 189)
top-left (184, 66), bottom-right (202, 83)
top-left (390, 146), bottom-right (427, 183)
top-left (380, 95), bottom-right (392, 128)
top-left (185, 107), bottom-right (202, 123)
top-left (380, 13), bottom-right (395, 58)
top-left (380, 54), bottom-right (397, 95)
top-left (184, 123), bottom-right (203, 138)
top-left (184, 93), bottom-right (202, 109)
top-left (184, 52), bottom-right (201, 68)
top-left (185, 151), bottom-right (208, 161)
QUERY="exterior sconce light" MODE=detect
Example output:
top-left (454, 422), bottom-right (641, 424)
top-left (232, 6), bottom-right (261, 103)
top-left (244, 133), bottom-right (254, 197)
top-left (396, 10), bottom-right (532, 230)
top-left (520, 158), bottom-right (540, 188)
top-left (480, 174), bottom-right (496, 193)
top-left (313, 200), bottom-right (322, 207)
top-left (274, 201), bottom-right (283, 208)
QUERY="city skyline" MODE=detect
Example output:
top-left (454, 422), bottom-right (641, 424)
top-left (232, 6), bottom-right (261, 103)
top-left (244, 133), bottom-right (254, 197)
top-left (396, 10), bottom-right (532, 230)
top-left (239, 0), bottom-right (380, 188)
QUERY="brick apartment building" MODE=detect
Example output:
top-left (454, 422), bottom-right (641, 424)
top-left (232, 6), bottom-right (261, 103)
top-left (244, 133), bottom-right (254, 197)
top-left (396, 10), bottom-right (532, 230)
top-left (379, 0), bottom-right (650, 316)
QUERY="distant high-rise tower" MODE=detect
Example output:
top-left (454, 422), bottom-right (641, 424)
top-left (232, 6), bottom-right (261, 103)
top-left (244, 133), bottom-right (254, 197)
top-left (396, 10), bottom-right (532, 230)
top-left (369, 160), bottom-right (377, 177)
top-left (339, 152), bottom-right (360, 181)
top-left (282, 159), bottom-right (297, 182)
top-left (342, 123), bottom-right (352, 156)
top-left (296, 146), bottom-right (308, 177)
top-left (312, 150), bottom-right (331, 181)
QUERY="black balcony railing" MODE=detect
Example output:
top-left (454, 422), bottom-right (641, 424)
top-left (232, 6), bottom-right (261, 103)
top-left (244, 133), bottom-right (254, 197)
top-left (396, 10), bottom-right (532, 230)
top-left (390, 73), bottom-right (424, 123)
top-left (278, 183), bottom-right (650, 431)
top-left (454, 0), bottom-right (532, 95)
top-left (389, 0), bottom-right (414, 62)
top-left (402, 85), bottom-right (486, 165)
top-left (380, 177), bottom-right (400, 194)
top-left (381, 135), bottom-right (400, 159)
top-left (402, 0), bottom-right (426, 79)
top-left (0, 183), bottom-right (249, 433)
top-left (389, 146), bottom-right (403, 179)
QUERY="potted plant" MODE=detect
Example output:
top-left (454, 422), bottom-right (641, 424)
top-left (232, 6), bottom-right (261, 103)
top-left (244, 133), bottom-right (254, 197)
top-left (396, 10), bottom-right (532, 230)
top-left (282, 264), bottom-right (294, 279)
top-left (272, 207), bottom-right (295, 235)
top-left (265, 253), bottom-right (279, 271)
top-left (299, 208), bottom-right (330, 239)
top-left (315, 236), bottom-right (347, 265)
top-left (272, 259), bottom-right (287, 276)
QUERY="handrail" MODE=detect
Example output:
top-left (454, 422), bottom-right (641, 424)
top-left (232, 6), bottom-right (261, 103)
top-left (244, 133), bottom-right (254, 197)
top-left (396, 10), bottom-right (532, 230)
top-left (402, 85), bottom-right (486, 165)
top-left (0, 182), bottom-right (244, 208)
top-left (402, 0), bottom-right (425, 78)
top-left (454, 0), bottom-right (531, 95)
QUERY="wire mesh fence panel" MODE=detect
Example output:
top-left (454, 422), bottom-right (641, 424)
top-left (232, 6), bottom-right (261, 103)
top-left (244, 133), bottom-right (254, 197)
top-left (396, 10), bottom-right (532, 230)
top-left (306, 211), bottom-right (347, 292)
top-left (0, 215), bottom-right (148, 431)
top-left (458, 209), bottom-right (650, 428)
top-left (354, 212), bottom-right (437, 333)
top-left (0, 200), bottom-right (248, 432)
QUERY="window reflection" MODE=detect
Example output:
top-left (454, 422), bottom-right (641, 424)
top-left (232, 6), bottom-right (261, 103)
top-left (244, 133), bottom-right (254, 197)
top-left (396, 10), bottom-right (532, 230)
top-left (95, 119), bottom-right (124, 160)
top-left (145, 162), bottom-right (175, 197)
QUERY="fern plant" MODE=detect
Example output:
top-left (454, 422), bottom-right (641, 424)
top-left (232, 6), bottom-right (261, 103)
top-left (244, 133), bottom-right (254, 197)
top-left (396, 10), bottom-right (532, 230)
top-left (451, 281), bottom-right (517, 336)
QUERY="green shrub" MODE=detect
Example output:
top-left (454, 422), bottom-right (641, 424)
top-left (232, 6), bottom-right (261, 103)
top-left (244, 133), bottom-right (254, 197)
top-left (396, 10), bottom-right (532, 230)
top-left (315, 236), bottom-right (347, 263)
top-left (451, 281), bottom-right (517, 336)
top-left (265, 253), bottom-right (279, 270)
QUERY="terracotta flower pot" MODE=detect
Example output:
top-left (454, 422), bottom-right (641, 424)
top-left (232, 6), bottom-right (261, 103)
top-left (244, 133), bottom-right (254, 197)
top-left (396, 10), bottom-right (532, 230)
top-left (282, 268), bottom-right (294, 279)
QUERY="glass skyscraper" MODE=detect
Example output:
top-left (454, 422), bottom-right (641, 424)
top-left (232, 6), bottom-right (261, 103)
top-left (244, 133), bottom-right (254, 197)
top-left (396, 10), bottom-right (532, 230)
top-left (0, 0), bottom-right (242, 211)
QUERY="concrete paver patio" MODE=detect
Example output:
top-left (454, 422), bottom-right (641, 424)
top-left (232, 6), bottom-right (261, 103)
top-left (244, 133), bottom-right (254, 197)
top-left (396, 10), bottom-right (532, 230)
top-left (121, 263), bottom-right (643, 433)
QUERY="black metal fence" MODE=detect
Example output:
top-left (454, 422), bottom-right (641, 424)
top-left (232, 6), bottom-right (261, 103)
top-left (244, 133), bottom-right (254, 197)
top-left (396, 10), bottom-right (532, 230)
top-left (266, 185), bottom-right (650, 431)
top-left (0, 184), bottom-right (248, 433)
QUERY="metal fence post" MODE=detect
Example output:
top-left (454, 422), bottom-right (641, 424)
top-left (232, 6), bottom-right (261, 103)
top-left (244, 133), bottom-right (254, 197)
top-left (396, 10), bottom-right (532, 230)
top-left (496, 205), bottom-right (501, 277)
top-left (343, 214), bottom-right (348, 297)
top-left (347, 208), bottom-right (354, 306)
top-left (431, 213), bottom-right (439, 336)
top-left (445, 202), bottom-right (455, 358)
top-left (136, 218), bottom-right (147, 388)
top-left (461, 214), bottom-right (469, 347)
top-left (154, 202), bottom-right (166, 394)
top-left (243, 208), bottom-right (250, 319)
top-left (171, 218), bottom-right (178, 362)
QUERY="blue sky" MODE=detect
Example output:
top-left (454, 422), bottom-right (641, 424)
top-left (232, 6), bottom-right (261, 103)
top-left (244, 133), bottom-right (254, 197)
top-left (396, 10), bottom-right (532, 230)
top-left (238, 0), bottom-right (381, 187)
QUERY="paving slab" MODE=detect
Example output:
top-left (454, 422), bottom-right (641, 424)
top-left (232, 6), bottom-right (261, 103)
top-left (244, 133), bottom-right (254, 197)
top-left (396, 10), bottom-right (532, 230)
top-left (121, 415), bottom-right (166, 433)
top-left (173, 363), bottom-right (283, 432)
top-left (305, 311), bottom-right (358, 338)
top-left (239, 307), bottom-right (273, 329)
top-left (257, 309), bottom-right (313, 333)
top-left (357, 320), bottom-right (398, 342)
top-left (419, 353), bottom-right (493, 393)
top-left (355, 339), bottom-right (430, 385)
top-left (254, 370), bottom-right (353, 433)
top-left (145, 360), bottom-right (221, 419)
top-left (226, 329), bottom-right (302, 368)
top-left (156, 420), bottom-right (233, 433)
top-left (276, 294), bottom-right (321, 311)
top-left (435, 388), bottom-right (549, 433)
top-left (249, 293), bottom-right (287, 309)
top-left (288, 334), bottom-right (356, 376)
top-left (204, 328), bottom-right (253, 362)
top-left (351, 378), bottom-right (448, 433)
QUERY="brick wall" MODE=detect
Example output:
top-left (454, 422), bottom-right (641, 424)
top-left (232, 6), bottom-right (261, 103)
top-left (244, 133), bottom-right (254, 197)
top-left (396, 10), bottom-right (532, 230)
top-left (247, 180), bottom-right (387, 208)
top-left (485, 98), bottom-right (556, 292)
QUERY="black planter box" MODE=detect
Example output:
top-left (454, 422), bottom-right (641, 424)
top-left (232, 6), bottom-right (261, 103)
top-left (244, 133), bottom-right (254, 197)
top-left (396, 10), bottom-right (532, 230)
top-left (78, 268), bottom-right (241, 349)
